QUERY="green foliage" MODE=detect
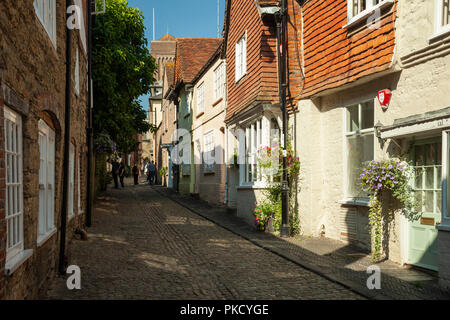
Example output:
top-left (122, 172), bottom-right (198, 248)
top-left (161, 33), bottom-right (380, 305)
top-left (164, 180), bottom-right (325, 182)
top-left (252, 201), bottom-right (280, 231)
top-left (360, 158), bottom-right (419, 261)
top-left (93, 0), bottom-right (156, 155)
top-left (159, 166), bottom-right (168, 177)
top-left (254, 143), bottom-right (301, 235)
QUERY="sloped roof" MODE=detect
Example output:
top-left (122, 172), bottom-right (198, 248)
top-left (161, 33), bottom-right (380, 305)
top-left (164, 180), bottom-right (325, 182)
top-left (159, 33), bottom-right (176, 41)
top-left (165, 62), bottom-right (175, 85)
top-left (174, 38), bottom-right (223, 86)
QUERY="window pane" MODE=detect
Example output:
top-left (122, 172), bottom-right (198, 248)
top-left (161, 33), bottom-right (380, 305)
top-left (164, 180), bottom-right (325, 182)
top-left (425, 143), bottom-right (436, 165)
top-left (347, 104), bottom-right (359, 132)
top-left (443, 0), bottom-right (449, 26)
top-left (424, 190), bottom-right (434, 213)
top-left (346, 133), bottom-right (374, 197)
top-left (414, 167), bottom-right (423, 189)
top-left (361, 100), bottom-right (374, 129)
top-left (425, 167), bottom-right (434, 189)
top-left (414, 145), bottom-right (424, 166)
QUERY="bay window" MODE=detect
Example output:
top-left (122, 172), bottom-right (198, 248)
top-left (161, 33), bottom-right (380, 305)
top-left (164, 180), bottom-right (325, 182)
top-left (345, 100), bottom-right (375, 198)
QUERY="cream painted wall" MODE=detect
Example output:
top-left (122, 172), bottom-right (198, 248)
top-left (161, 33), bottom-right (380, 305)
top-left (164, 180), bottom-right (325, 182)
top-left (191, 58), bottom-right (227, 204)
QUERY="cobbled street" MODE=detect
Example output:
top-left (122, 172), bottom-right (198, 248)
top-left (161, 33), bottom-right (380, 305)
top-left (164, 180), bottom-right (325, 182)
top-left (46, 182), bottom-right (363, 300)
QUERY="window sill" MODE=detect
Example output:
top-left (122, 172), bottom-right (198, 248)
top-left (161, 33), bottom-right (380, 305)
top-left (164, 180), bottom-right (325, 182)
top-left (235, 73), bottom-right (247, 84)
top-left (196, 112), bottom-right (204, 119)
top-left (212, 97), bottom-right (223, 107)
top-left (343, 0), bottom-right (394, 29)
top-left (37, 228), bottom-right (57, 248)
top-left (237, 183), bottom-right (268, 190)
top-left (338, 198), bottom-right (370, 207)
top-left (437, 224), bottom-right (450, 232)
top-left (5, 249), bottom-right (33, 276)
top-left (428, 27), bottom-right (450, 43)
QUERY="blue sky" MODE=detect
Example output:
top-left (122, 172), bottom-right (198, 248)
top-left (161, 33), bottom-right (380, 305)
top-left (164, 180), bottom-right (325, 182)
top-left (127, 0), bottom-right (226, 111)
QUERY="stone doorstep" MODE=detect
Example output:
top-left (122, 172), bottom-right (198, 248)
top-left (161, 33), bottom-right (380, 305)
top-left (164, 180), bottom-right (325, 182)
top-left (153, 186), bottom-right (450, 300)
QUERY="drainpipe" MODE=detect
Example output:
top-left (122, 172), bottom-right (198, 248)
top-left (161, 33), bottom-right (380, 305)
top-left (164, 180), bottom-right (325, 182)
top-left (59, 0), bottom-right (73, 274)
top-left (276, 0), bottom-right (290, 238)
top-left (86, 0), bottom-right (93, 228)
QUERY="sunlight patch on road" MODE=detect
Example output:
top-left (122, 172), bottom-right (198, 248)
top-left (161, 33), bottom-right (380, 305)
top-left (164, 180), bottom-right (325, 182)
top-left (138, 252), bottom-right (187, 274)
top-left (165, 216), bottom-right (188, 224)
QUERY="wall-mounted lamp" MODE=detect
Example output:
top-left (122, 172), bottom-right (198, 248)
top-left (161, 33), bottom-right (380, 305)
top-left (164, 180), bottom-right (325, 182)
top-left (374, 121), bottom-right (383, 138)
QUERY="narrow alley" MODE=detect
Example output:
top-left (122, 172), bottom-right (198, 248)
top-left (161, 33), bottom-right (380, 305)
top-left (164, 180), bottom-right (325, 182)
top-left (45, 181), bottom-right (362, 300)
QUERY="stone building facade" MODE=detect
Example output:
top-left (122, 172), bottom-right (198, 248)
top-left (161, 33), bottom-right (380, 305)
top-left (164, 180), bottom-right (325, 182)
top-left (0, 0), bottom-right (88, 299)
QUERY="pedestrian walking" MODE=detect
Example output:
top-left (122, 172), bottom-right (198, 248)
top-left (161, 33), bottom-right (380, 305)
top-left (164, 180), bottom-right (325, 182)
top-left (111, 160), bottom-right (120, 189)
top-left (132, 163), bottom-right (139, 185)
top-left (119, 161), bottom-right (126, 188)
top-left (146, 161), bottom-right (156, 185)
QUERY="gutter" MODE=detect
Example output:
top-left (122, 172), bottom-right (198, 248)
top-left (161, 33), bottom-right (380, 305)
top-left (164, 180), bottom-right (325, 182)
top-left (59, 0), bottom-right (73, 275)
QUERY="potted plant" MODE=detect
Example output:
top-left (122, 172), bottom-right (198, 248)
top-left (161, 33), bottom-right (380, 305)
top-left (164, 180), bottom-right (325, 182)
top-left (159, 166), bottom-right (168, 186)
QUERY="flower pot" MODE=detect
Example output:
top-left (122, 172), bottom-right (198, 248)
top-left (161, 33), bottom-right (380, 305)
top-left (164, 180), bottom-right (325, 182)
top-left (265, 219), bottom-right (274, 233)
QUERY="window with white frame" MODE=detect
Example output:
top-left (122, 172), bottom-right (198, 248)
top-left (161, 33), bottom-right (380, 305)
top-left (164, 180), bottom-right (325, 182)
top-left (4, 107), bottom-right (24, 261)
top-left (235, 32), bottom-right (247, 82)
top-left (345, 100), bottom-right (375, 198)
top-left (75, 48), bottom-right (80, 96)
top-left (68, 143), bottom-right (75, 218)
top-left (197, 83), bottom-right (205, 115)
top-left (203, 131), bottom-right (215, 173)
top-left (412, 141), bottom-right (442, 217)
top-left (436, 0), bottom-right (450, 35)
top-left (348, 0), bottom-right (388, 21)
top-left (34, 0), bottom-right (57, 46)
top-left (243, 119), bottom-right (263, 184)
top-left (214, 63), bottom-right (225, 100)
top-left (38, 120), bottom-right (56, 243)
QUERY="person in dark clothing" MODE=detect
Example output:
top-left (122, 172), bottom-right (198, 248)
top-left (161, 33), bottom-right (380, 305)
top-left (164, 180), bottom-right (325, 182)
top-left (132, 164), bottom-right (139, 185)
top-left (119, 161), bottom-right (126, 188)
top-left (111, 160), bottom-right (120, 189)
top-left (146, 161), bottom-right (156, 185)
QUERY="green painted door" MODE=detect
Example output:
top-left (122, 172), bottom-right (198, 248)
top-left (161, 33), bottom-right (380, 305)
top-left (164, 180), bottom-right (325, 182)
top-left (408, 139), bottom-right (442, 271)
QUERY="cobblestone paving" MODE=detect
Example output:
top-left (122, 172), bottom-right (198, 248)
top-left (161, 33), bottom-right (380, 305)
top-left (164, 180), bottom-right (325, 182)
top-left (45, 183), bottom-right (363, 300)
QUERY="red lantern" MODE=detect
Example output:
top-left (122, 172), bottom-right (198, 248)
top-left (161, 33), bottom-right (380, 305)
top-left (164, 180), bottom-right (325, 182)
top-left (377, 89), bottom-right (392, 108)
